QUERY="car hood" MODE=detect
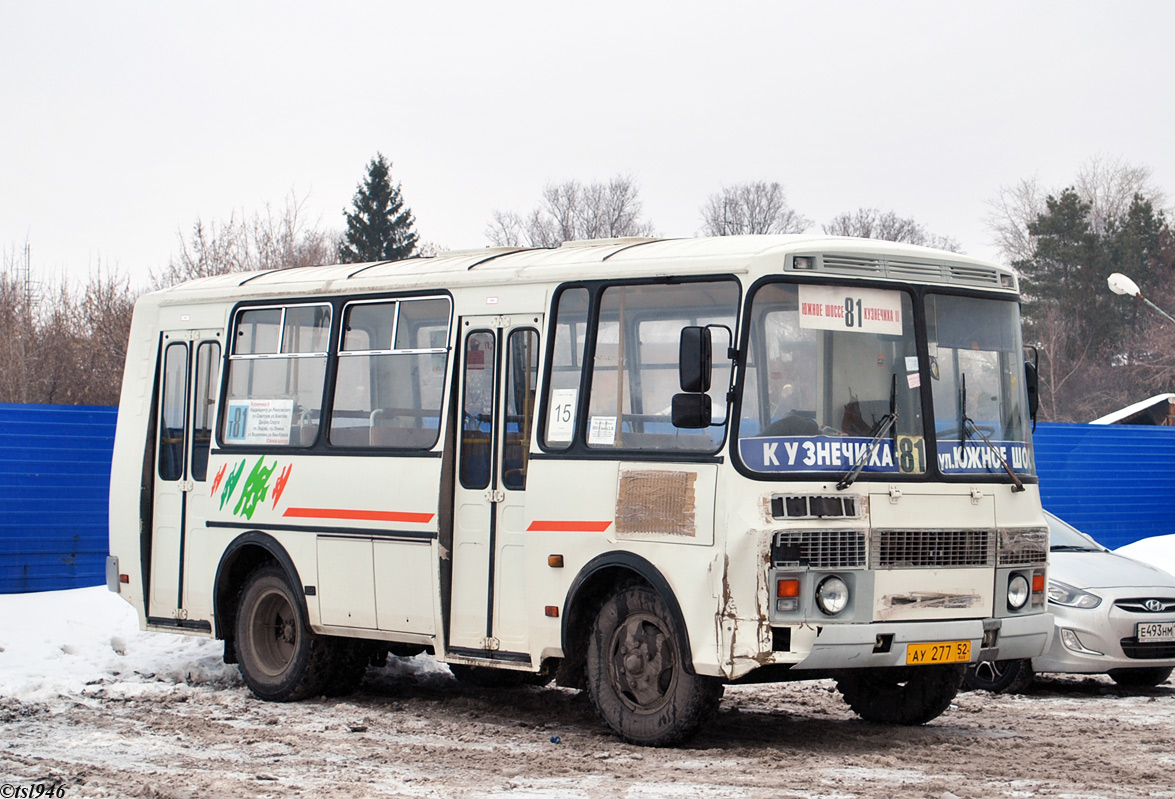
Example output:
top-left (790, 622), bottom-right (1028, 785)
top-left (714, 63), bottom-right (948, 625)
top-left (1051, 549), bottom-right (1175, 590)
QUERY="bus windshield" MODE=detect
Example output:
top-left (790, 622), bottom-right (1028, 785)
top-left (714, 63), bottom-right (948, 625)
top-left (738, 282), bottom-right (926, 476)
top-left (927, 293), bottom-right (1035, 477)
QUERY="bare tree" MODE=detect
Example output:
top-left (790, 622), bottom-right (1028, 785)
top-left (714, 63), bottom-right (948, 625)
top-left (486, 175), bottom-right (655, 248)
top-left (986, 155), bottom-right (1166, 265)
top-left (823, 208), bottom-right (962, 252)
top-left (154, 190), bottom-right (340, 288)
top-left (700, 182), bottom-right (810, 236)
top-left (0, 246), bottom-right (137, 406)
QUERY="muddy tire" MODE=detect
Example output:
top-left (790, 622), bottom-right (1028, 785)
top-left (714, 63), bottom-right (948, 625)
top-left (449, 664), bottom-right (553, 688)
top-left (1108, 666), bottom-right (1173, 687)
top-left (836, 664), bottom-right (963, 725)
top-left (963, 658), bottom-right (1035, 694)
top-left (235, 564), bottom-right (331, 701)
top-left (586, 584), bottom-right (723, 746)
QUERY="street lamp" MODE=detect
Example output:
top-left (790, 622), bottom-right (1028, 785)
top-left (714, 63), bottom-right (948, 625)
top-left (1108, 272), bottom-right (1175, 326)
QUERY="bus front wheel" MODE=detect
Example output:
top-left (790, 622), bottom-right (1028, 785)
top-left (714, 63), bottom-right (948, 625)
top-left (235, 564), bottom-right (331, 701)
top-left (836, 664), bottom-right (963, 725)
top-left (586, 583), bottom-right (723, 746)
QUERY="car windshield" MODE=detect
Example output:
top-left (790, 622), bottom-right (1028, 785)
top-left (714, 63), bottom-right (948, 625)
top-left (926, 294), bottom-right (1035, 478)
top-left (1047, 513), bottom-right (1103, 552)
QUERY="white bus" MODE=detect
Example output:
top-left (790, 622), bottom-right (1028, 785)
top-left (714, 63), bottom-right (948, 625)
top-left (107, 235), bottom-right (1052, 745)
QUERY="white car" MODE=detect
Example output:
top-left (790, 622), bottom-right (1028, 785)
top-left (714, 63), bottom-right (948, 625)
top-left (965, 512), bottom-right (1175, 692)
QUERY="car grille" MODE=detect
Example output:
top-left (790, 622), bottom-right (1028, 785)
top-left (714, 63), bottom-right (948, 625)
top-left (1120, 638), bottom-right (1175, 659)
top-left (772, 530), bottom-right (867, 569)
top-left (872, 529), bottom-right (991, 568)
top-left (1115, 598), bottom-right (1175, 613)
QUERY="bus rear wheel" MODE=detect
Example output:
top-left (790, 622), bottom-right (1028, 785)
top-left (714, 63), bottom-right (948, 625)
top-left (235, 564), bottom-right (331, 701)
top-left (836, 664), bottom-right (963, 725)
top-left (586, 584), bottom-right (723, 746)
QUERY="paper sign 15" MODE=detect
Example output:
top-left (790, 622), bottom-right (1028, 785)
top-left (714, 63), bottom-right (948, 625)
top-left (798, 284), bottom-right (904, 336)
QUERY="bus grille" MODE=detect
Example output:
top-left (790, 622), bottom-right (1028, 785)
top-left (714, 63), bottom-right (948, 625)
top-left (772, 530), bottom-right (867, 569)
top-left (873, 529), bottom-right (991, 568)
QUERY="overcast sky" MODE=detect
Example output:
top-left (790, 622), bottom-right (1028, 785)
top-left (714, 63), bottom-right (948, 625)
top-left (4, 1), bottom-right (1174, 286)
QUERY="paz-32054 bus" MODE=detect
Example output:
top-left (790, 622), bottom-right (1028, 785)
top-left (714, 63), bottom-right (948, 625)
top-left (107, 235), bottom-right (1052, 745)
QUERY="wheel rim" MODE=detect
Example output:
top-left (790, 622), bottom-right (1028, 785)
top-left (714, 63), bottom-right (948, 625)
top-left (970, 660), bottom-right (1008, 688)
top-left (607, 610), bottom-right (678, 714)
top-left (249, 587), bottom-right (298, 678)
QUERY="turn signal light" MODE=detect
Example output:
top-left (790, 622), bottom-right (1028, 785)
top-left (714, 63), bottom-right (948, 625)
top-left (544, 606), bottom-right (559, 618)
top-left (777, 579), bottom-right (800, 598)
top-left (120, 574), bottom-right (129, 584)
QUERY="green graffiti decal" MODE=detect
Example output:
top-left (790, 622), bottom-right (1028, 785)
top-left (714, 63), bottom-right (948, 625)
top-left (219, 459), bottom-right (247, 510)
top-left (234, 456), bottom-right (277, 520)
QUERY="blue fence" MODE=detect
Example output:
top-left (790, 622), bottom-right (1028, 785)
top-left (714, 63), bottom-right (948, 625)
top-left (1034, 422), bottom-right (1175, 550)
top-left (0, 406), bottom-right (1171, 593)
top-left (0, 403), bottom-right (117, 594)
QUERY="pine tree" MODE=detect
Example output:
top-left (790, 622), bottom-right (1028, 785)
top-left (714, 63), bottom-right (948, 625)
top-left (338, 153), bottom-right (419, 263)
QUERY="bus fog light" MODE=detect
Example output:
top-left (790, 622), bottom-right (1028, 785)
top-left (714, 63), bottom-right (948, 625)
top-left (815, 576), bottom-right (849, 616)
top-left (776, 598), bottom-right (798, 613)
top-left (1007, 573), bottom-right (1030, 610)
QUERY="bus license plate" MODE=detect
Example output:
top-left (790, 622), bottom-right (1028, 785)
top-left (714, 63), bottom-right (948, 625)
top-left (1138, 621), bottom-right (1175, 642)
top-left (905, 641), bottom-right (971, 665)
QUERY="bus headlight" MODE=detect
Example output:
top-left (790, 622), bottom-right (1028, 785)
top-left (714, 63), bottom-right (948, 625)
top-left (1007, 573), bottom-right (1030, 610)
top-left (815, 576), bottom-right (850, 616)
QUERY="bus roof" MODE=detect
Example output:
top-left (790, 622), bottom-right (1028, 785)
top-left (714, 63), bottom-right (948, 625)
top-left (147, 234), bottom-right (1015, 304)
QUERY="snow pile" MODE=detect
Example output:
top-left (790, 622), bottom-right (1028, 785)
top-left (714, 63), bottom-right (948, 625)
top-left (0, 585), bottom-right (451, 705)
top-left (0, 587), bottom-right (237, 702)
top-left (1116, 534), bottom-right (1175, 578)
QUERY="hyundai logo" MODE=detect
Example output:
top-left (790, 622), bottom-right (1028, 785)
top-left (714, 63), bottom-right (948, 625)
top-left (1145, 599), bottom-right (1164, 612)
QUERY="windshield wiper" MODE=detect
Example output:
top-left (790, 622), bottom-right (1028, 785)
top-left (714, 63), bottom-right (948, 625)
top-left (837, 375), bottom-right (897, 491)
top-left (961, 416), bottom-right (1026, 492)
top-left (1050, 545), bottom-right (1097, 552)
top-left (958, 372), bottom-right (1025, 492)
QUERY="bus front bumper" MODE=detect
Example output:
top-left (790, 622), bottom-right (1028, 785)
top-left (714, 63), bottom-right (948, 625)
top-left (789, 612), bottom-right (1054, 671)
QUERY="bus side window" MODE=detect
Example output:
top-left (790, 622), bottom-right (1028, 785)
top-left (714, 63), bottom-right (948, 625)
top-left (542, 288), bottom-right (589, 448)
top-left (158, 342), bottom-right (188, 481)
top-left (191, 341), bottom-right (221, 481)
top-left (503, 329), bottom-right (538, 490)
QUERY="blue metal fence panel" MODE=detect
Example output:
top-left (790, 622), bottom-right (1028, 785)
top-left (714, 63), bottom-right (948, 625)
top-left (0, 403), bottom-right (117, 593)
top-left (1, 408), bottom-right (1171, 591)
top-left (1034, 422), bottom-right (1175, 550)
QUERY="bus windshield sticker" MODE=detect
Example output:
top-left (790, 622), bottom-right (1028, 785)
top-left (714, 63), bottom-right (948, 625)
top-left (938, 440), bottom-right (1030, 474)
top-left (588, 416), bottom-right (617, 446)
top-left (223, 399), bottom-right (295, 445)
top-left (740, 435), bottom-right (900, 473)
top-left (798, 285), bottom-right (903, 336)
top-left (547, 388), bottom-right (578, 442)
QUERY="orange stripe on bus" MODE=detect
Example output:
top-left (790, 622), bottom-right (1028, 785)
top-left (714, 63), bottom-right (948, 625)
top-left (526, 520), bottom-right (613, 533)
top-left (283, 507), bottom-right (435, 525)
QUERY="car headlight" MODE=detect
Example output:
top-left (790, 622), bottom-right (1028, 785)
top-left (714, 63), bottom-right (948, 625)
top-left (815, 575), bottom-right (850, 616)
top-left (1047, 580), bottom-right (1102, 609)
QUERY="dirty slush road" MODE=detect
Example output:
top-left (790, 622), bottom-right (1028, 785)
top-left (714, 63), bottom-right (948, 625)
top-left (3, 661), bottom-right (1174, 799)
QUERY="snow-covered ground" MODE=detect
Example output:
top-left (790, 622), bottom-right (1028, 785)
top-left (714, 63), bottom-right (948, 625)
top-left (2, 535), bottom-right (1175, 798)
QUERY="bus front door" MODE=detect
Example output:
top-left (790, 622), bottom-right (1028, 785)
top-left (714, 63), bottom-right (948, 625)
top-left (449, 317), bottom-right (541, 662)
top-left (148, 331), bottom-right (221, 625)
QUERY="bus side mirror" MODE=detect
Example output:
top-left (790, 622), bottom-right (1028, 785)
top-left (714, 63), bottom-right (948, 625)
top-left (678, 326), bottom-right (712, 393)
top-left (673, 327), bottom-right (713, 429)
top-left (1025, 361), bottom-right (1039, 426)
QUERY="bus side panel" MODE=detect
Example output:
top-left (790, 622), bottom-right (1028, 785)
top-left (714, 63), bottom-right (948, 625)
top-left (523, 458), bottom-right (727, 677)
